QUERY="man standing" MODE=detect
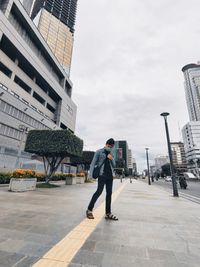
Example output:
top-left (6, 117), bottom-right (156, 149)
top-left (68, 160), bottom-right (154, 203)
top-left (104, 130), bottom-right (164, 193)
top-left (86, 138), bottom-right (118, 220)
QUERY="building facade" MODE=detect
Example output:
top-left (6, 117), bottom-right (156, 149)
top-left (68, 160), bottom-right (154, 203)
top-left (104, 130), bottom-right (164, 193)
top-left (0, 0), bottom-right (77, 170)
top-left (132, 157), bottom-right (137, 176)
top-left (127, 149), bottom-right (133, 175)
top-left (182, 63), bottom-right (200, 176)
top-left (154, 156), bottom-right (169, 171)
top-left (28, 0), bottom-right (78, 76)
top-left (182, 63), bottom-right (200, 121)
top-left (182, 122), bottom-right (200, 174)
top-left (171, 142), bottom-right (187, 174)
top-left (115, 140), bottom-right (129, 171)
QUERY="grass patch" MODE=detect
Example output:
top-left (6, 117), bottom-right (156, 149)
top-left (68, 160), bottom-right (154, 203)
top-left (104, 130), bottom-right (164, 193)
top-left (36, 183), bottom-right (60, 188)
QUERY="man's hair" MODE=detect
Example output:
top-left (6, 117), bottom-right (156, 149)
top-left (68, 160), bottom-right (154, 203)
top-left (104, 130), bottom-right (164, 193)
top-left (106, 138), bottom-right (115, 146)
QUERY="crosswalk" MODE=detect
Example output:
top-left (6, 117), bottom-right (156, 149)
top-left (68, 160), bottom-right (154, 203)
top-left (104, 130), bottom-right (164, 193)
top-left (179, 191), bottom-right (200, 205)
top-left (153, 182), bottom-right (200, 205)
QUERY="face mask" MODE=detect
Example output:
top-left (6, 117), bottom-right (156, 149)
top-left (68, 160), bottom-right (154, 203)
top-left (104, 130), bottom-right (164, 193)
top-left (105, 147), bottom-right (112, 153)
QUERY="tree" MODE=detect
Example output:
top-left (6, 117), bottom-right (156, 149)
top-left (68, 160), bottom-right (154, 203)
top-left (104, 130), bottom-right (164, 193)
top-left (25, 130), bottom-right (83, 183)
top-left (161, 163), bottom-right (176, 177)
top-left (69, 151), bottom-right (95, 181)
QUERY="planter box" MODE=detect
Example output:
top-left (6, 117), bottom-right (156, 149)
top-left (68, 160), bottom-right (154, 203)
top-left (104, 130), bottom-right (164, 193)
top-left (65, 177), bottom-right (76, 185)
top-left (9, 178), bottom-right (37, 192)
top-left (76, 177), bottom-right (85, 184)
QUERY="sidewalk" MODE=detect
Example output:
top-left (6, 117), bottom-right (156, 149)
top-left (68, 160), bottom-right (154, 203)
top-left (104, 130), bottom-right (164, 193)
top-left (0, 179), bottom-right (200, 266)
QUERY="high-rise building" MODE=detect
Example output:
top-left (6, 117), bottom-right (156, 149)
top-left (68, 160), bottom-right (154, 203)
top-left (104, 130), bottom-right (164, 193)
top-left (182, 63), bottom-right (200, 176)
top-left (182, 63), bottom-right (200, 121)
top-left (182, 122), bottom-right (200, 174)
top-left (115, 140), bottom-right (129, 170)
top-left (171, 142), bottom-right (187, 174)
top-left (127, 149), bottom-right (133, 175)
top-left (154, 156), bottom-right (169, 171)
top-left (132, 157), bottom-right (137, 175)
top-left (0, 0), bottom-right (77, 170)
top-left (29, 0), bottom-right (78, 75)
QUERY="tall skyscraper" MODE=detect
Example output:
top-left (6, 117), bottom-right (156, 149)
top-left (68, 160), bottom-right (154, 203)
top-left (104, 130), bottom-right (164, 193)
top-left (182, 122), bottom-right (200, 173)
top-left (171, 142), bottom-right (187, 174)
top-left (115, 140), bottom-right (129, 170)
top-left (182, 63), bottom-right (200, 121)
top-left (30, 0), bottom-right (78, 75)
top-left (182, 63), bottom-right (200, 175)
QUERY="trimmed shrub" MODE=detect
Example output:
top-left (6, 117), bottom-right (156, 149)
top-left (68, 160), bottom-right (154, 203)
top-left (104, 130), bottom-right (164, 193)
top-left (0, 172), bottom-right (12, 184)
top-left (25, 129), bottom-right (83, 183)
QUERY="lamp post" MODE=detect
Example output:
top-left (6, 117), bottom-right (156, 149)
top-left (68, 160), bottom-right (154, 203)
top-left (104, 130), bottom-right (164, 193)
top-left (160, 112), bottom-right (179, 197)
top-left (145, 148), bottom-right (151, 185)
top-left (15, 125), bottom-right (29, 169)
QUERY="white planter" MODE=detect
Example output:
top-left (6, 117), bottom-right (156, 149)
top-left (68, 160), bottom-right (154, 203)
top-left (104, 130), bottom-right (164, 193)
top-left (76, 176), bottom-right (85, 184)
top-left (9, 178), bottom-right (37, 192)
top-left (65, 177), bottom-right (76, 185)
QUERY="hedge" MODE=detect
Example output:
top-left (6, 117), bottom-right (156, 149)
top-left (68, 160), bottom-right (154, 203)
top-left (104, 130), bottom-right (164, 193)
top-left (25, 129), bottom-right (83, 157)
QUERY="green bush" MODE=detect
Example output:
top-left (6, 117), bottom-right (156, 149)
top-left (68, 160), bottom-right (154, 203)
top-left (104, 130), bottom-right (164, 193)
top-left (25, 130), bottom-right (83, 157)
top-left (0, 172), bottom-right (12, 184)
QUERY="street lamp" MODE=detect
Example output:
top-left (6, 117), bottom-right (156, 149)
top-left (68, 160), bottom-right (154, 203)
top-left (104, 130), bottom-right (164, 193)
top-left (15, 125), bottom-right (29, 169)
top-left (145, 148), bottom-right (151, 185)
top-left (160, 112), bottom-right (179, 197)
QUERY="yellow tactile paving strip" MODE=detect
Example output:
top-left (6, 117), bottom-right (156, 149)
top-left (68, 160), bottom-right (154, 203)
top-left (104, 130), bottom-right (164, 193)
top-left (32, 181), bottom-right (128, 267)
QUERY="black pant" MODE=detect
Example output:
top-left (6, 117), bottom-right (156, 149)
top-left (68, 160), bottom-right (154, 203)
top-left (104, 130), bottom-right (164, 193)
top-left (88, 175), bottom-right (113, 214)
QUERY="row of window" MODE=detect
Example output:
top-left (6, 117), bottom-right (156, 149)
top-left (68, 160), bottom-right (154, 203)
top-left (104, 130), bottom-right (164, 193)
top-left (0, 82), bottom-right (53, 121)
top-left (0, 59), bottom-right (73, 118)
top-left (9, 11), bottom-right (61, 83)
top-left (0, 123), bottom-right (22, 141)
top-left (0, 62), bottom-right (56, 113)
top-left (0, 98), bottom-right (49, 130)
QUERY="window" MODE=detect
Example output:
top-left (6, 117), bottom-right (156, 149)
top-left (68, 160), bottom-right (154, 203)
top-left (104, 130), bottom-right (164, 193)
top-left (0, 62), bottom-right (12, 77)
top-left (46, 103), bottom-right (56, 113)
top-left (14, 76), bottom-right (32, 94)
top-left (33, 92), bottom-right (45, 105)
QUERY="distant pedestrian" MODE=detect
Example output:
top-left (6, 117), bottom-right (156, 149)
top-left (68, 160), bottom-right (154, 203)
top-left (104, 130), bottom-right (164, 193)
top-left (86, 138), bottom-right (118, 220)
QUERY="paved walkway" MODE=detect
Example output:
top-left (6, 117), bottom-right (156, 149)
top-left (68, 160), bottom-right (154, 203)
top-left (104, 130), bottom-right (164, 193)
top-left (0, 179), bottom-right (200, 267)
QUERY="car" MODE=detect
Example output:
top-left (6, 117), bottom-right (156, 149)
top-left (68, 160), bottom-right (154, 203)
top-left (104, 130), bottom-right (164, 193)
top-left (165, 176), bottom-right (172, 182)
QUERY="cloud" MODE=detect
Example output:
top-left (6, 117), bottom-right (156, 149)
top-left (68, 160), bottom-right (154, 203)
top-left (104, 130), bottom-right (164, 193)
top-left (71, 0), bottom-right (200, 171)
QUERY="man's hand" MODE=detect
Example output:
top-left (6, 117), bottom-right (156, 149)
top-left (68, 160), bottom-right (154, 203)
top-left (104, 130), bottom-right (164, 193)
top-left (107, 154), bottom-right (113, 160)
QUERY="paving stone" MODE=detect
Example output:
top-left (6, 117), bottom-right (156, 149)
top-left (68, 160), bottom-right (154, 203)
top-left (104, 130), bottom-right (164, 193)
top-left (0, 250), bottom-right (24, 267)
top-left (95, 241), bottom-right (121, 254)
top-left (14, 255), bottom-right (39, 267)
top-left (0, 239), bottom-right (26, 253)
top-left (71, 250), bottom-right (104, 266)
top-left (0, 180), bottom-right (200, 267)
top-left (18, 242), bottom-right (50, 257)
top-left (147, 248), bottom-right (177, 260)
top-left (80, 241), bottom-right (96, 251)
top-left (101, 253), bottom-right (135, 267)
top-left (119, 245), bottom-right (148, 259)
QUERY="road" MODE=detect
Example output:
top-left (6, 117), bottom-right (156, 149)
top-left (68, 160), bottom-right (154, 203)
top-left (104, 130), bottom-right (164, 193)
top-left (142, 178), bottom-right (200, 204)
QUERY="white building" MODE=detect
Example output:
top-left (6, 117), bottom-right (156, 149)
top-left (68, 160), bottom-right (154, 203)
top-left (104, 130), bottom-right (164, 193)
top-left (154, 156), bottom-right (169, 171)
top-left (182, 63), bottom-right (200, 121)
top-left (128, 149), bottom-right (133, 169)
top-left (0, 0), bottom-right (77, 170)
top-left (182, 122), bottom-right (200, 174)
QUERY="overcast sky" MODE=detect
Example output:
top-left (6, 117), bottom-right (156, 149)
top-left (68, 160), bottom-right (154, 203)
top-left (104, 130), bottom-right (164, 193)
top-left (70, 0), bottom-right (200, 171)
